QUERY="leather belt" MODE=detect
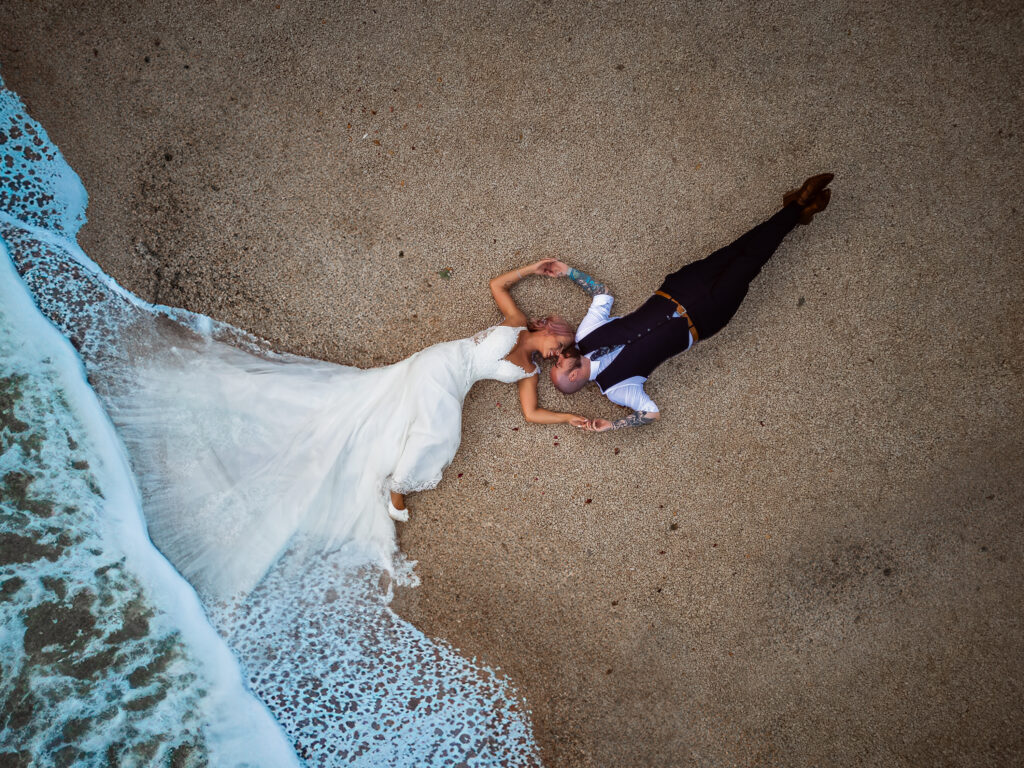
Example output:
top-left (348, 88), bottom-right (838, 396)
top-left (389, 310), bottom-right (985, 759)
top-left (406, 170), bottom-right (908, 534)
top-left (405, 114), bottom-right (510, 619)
top-left (654, 290), bottom-right (699, 342)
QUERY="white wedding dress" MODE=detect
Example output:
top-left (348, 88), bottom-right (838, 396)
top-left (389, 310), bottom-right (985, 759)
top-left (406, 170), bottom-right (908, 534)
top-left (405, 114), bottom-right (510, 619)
top-left (0, 77), bottom-right (545, 763)
top-left (107, 323), bottom-right (538, 598)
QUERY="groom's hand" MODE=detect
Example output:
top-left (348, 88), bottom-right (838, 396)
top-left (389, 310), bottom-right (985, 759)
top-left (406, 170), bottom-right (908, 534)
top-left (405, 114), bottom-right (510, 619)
top-left (586, 418), bottom-right (614, 432)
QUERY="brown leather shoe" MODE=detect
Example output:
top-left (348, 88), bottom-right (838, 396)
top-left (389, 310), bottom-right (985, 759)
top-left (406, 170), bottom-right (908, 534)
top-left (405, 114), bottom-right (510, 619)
top-left (787, 172), bottom-right (834, 207)
top-left (797, 188), bottom-right (831, 225)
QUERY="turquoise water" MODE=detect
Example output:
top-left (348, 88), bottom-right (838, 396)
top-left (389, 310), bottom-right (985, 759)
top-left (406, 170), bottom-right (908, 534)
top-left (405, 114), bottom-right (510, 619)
top-left (0, 73), bottom-right (540, 765)
top-left (0, 220), bottom-right (297, 767)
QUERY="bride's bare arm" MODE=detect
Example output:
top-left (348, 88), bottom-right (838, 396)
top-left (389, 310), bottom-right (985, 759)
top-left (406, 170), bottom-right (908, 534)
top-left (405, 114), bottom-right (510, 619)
top-left (516, 376), bottom-right (588, 427)
top-left (489, 259), bottom-right (559, 326)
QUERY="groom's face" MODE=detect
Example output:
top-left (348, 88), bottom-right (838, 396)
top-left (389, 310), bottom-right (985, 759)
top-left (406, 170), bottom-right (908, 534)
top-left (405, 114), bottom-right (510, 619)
top-left (550, 351), bottom-right (590, 394)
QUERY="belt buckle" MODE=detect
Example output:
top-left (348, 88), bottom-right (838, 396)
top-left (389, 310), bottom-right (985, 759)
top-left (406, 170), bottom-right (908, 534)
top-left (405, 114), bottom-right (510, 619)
top-left (659, 291), bottom-right (686, 319)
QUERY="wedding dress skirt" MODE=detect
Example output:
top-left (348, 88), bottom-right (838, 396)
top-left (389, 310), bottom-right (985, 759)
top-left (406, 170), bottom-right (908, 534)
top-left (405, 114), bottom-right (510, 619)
top-left (104, 323), bottom-right (536, 597)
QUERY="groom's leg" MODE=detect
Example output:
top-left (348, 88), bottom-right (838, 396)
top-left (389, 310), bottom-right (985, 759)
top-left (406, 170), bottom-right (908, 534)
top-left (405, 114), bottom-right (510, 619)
top-left (712, 203), bottom-right (801, 287)
top-left (699, 203), bottom-right (801, 335)
top-left (663, 203), bottom-right (801, 339)
top-left (581, 204), bottom-right (802, 352)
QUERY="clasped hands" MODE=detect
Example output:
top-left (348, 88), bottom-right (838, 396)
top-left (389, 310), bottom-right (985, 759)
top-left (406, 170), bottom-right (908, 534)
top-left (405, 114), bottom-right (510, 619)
top-left (566, 415), bottom-right (614, 432)
top-left (523, 258), bottom-right (570, 279)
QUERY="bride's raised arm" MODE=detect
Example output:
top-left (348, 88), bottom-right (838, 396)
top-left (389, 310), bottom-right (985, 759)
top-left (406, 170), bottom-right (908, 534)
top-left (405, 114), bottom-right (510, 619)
top-left (516, 375), bottom-right (588, 427)
top-left (489, 259), bottom-right (558, 327)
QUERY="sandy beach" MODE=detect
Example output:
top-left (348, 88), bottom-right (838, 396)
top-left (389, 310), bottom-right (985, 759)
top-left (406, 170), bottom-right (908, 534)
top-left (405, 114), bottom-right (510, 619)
top-left (2, 1), bottom-right (1022, 765)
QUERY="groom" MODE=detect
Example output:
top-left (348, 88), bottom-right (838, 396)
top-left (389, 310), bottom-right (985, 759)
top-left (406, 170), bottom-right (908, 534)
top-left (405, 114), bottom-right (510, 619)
top-left (546, 174), bottom-right (833, 431)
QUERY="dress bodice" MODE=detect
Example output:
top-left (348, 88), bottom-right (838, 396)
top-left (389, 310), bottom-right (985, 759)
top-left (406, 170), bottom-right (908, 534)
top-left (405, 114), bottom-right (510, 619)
top-left (468, 325), bottom-right (539, 384)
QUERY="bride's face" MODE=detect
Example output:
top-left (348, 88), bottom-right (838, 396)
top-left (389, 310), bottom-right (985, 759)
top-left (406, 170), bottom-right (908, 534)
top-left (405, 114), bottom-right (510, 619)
top-left (536, 331), bottom-right (574, 359)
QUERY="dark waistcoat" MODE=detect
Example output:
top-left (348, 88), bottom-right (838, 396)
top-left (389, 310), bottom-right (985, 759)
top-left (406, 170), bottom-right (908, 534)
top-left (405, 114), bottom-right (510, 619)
top-left (577, 295), bottom-right (692, 391)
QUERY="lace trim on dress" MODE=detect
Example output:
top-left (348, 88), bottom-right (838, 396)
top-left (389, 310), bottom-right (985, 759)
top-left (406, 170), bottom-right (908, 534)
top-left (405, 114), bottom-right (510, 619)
top-left (517, 360), bottom-right (541, 377)
top-left (389, 471), bottom-right (446, 495)
top-left (505, 351), bottom-right (540, 378)
top-left (488, 325), bottom-right (540, 378)
top-left (472, 326), bottom-right (499, 345)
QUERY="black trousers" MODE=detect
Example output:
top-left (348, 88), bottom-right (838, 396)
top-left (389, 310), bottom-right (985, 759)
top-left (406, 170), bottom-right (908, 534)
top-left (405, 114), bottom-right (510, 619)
top-left (661, 202), bottom-right (800, 339)
top-left (577, 203), bottom-right (800, 384)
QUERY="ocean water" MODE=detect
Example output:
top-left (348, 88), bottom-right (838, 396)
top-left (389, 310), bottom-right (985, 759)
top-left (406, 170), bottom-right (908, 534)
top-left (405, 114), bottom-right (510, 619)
top-left (0, 74), bottom-right (540, 766)
top-left (0, 228), bottom-right (299, 768)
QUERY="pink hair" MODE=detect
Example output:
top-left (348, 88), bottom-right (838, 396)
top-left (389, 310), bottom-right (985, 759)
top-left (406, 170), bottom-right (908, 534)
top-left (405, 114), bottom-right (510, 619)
top-left (527, 315), bottom-right (574, 338)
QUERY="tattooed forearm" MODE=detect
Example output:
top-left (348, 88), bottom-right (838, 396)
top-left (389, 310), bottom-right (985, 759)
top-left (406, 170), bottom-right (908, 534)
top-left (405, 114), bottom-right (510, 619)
top-left (567, 267), bottom-right (609, 297)
top-left (608, 410), bottom-right (658, 430)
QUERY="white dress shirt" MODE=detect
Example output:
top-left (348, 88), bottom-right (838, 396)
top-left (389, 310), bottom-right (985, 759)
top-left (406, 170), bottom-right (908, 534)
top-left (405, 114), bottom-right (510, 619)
top-left (575, 294), bottom-right (678, 414)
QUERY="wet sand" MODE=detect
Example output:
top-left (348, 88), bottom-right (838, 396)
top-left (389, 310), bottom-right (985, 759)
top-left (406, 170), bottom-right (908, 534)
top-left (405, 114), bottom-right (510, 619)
top-left (2, 1), bottom-right (1022, 765)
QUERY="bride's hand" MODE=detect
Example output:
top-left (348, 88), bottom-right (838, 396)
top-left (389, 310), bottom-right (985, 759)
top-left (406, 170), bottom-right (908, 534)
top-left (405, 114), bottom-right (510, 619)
top-left (568, 415), bottom-right (589, 428)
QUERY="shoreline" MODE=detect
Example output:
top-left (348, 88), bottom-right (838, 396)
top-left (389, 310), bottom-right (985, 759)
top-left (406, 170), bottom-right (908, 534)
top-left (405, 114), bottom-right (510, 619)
top-left (2, 1), bottom-right (1021, 764)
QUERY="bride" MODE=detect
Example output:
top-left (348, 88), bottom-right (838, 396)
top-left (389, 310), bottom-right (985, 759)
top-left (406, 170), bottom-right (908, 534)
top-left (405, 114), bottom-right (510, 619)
top-left (387, 259), bottom-right (589, 515)
top-left (110, 257), bottom-right (589, 598)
